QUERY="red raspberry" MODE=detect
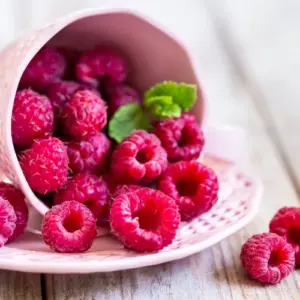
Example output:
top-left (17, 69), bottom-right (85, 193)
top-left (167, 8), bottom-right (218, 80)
top-left (54, 173), bottom-right (109, 223)
top-left (269, 207), bottom-right (300, 264)
top-left (67, 133), bottom-right (111, 175)
top-left (158, 161), bottom-right (218, 221)
top-left (76, 47), bottom-right (127, 88)
top-left (111, 130), bottom-right (168, 184)
top-left (107, 84), bottom-right (141, 115)
top-left (12, 89), bottom-right (54, 148)
top-left (110, 188), bottom-right (180, 252)
top-left (240, 233), bottom-right (295, 284)
top-left (20, 137), bottom-right (69, 194)
top-left (61, 90), bottom-right (107, 139)
top-left (153, 113), bottom-right (204, 162)
top-left (0, 182), bottom-right (28, 242)
top-left (42, 200), bottom-right (97, 253)
top-left (0, 197), bottom-right (16, 247)
top-left (20, 46), bottom-right (66, 91)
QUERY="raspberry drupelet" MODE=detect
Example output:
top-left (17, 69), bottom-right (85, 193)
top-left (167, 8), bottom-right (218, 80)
top-left (111, 130), bottom-right (168, 184)
top-left (110, 188), bottom-right (180, 252)
top-left (153, 113), bottom-right (204, 162)
top-left (240, 233), bottom-right (295, 284)
top-left (158, 160), bottom-right (218, 221)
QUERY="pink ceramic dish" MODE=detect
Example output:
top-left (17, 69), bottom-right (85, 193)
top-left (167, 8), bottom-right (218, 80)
top-left (0, 8), bottom-right (263, 273)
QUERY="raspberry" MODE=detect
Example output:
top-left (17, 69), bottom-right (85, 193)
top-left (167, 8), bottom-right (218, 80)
top-left (269, 207), bottom-right (300, 264)
top-left (20, 137), bottom-right (69, 194)
top-left (42, 200), bottom-right (96, 253)
top-left (20, 46), bottom-right (66, 91)
top-left (61, 90), bottom-right (107, 139)
top-left (12, 89), bottom-right (54, 148)
top-left (240, 233), bottom-right (295, 284)
top-left (76, 47), bottom-right (127, 88)
top-left (0, 197), bottom-right (16, 247)
top-left (0, 182), bottom-right (28, 242)
top-left (158, 161), bottom-right (218, 221)
top-left (107, 84), bottom-right (141, 115)
top-left (54, 173), bottom-right (109, 223)
top-left (110, 188), bottom-right (180, 252)
top-left (67, 133), bottom-right (111, 175)
top-left (111, 130), bottom-right (168, 184)
top-left (46, 80), bottom-right (100, 121)
top-left (153, 113), bottom-right (204, 162)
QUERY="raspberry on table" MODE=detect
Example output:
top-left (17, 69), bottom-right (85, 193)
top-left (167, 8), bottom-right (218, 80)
top-left (54, 173), bottom-right (109, 223)
top-left (20, 137), bottom-right (69, 194)
top-left (12, 89), bottom-right (54, 148)
top-left (42, 200), bottom-right (97, 253)
top-left (19, 46), bottom-right (66, 91)
top-left (111, 130), bottom-right (168, 184)
top-left (61, 90), bottom-right (107, 139)
top-left (107, 84), bottom-right (141, 115)
top-left (158, 160), bottom-right (218, 221)
top-left (110, 187), bottom-right (180, 252)
top-left (0, 196), bottom-right (17, 247)
top-left (269, 207), bottom-right (300, 265)
top-left (67, 133), bottom-right (111, 175)
top-left (0, 182), bottom-right (28, 242)
top-left (76, 47), bottom-right (127, 88)
top-left (153, 113), bottom-right (204, 162)
top-left (240, 233), bottom-right (295, 284)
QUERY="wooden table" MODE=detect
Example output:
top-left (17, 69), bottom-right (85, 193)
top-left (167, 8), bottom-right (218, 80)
top-left (2, 0), bottom-right (300, 299)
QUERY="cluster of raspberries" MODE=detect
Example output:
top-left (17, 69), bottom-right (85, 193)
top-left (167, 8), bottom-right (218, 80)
top-left (241, 207), bottom-right (300, 284)
top-left (6, 45), bottom-right (220, 254)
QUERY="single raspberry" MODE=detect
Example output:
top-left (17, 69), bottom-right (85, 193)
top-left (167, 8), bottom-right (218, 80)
top-left (54, 173), bottom-right (109, 223)
top-left (107, 84), bottom-right (141, 115)
top-left (269, 207), bottom-right (300, 264)
top-left (0, 182), bottom-right (28, 242)
top-left (153, 113), bottom-right (204, 162)
top-left (61, 90), bottom-right (107, 139)
top-left (240, 233), bottom-right (295, 284)
top-left (76, 47), bottom-right (127, 88)
top-left (20, 46), bottom-right (66, 91)
top-left (110, 188), bottom-right (180, 252)
top-left (0, 197), bottom-right (17, 247)
top-left (20, 137), bottom-right (69, 194)
top-left (111, 130), bottom-right (168, 184)
top-left (42, 200), bottom-right (97, 253)
top-left (67, 133), bottom-right (111, 175)
top-left (12, 89), bottom-right (54, 148)
top-left (158, 161), bottom-right (218, 221)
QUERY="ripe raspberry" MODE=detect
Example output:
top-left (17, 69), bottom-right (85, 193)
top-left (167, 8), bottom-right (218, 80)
top-left (107, 84), bottom-right (141, 115)
top-left (61, 90), bottom-right (107, 139)
top-left (12, 89), bottom-right (54, 148)
top-left (240, 233), bottom-right (295, 284)
top-left (0, 197), bottom-right (16, 247)
top-left (111, 130), bottom-right (168, 184)
top-left (54, 173), bottom-right (109, 223)
top-left (269, 207), bottom-right (300, 264)
top-left (42, 200), bottom-right (97, 253)
top-left (20, 46), bottom-right (66, 91)
top-left (0, 182), bottom-right (28, 242)
top-left (76, 47), bottom-right (127, 88)
top-left (153, 113), bottom-right (204, 162)
top-left (110, 188), bottom-right (180, 252)
top-left (67, 133), bottom-right (111, 175)
top-left (158, 161), bottom-right (218, 221)
top-left (20, 137), bottom-right (69, 194)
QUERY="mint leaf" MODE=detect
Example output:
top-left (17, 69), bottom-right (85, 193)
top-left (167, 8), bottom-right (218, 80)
top-left (108, 103), bottom-right (150, 143)
top-left (144, 81), bottom-right (197, 112)
top-left (149, 102), bottom-right (181, 118)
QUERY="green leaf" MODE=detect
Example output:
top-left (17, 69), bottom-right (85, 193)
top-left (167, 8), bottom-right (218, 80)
top-left (149, 102), bottom-right (181, 118)
top-left (108, 103), bottom-right (150, 143)
top-left (144, 81), bottom-right (197, 112)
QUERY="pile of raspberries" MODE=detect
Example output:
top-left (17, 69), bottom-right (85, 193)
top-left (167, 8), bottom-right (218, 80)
top-left (2, 44), bottom-right (221, 254)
